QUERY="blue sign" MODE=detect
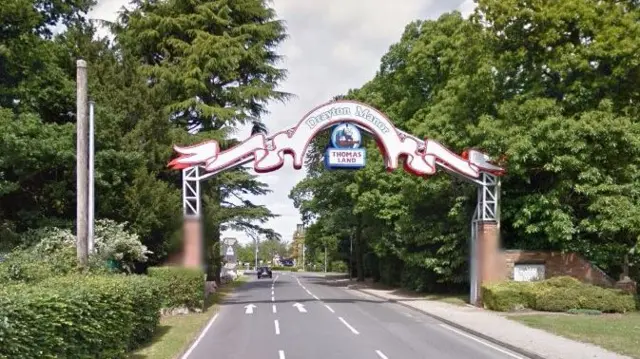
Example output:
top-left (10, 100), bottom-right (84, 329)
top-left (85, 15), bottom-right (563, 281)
top-left (324, 123), bottom-right (366, 169)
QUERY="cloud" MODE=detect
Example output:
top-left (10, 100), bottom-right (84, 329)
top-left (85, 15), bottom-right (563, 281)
top-left (91, 0), bottom-right (470, 245)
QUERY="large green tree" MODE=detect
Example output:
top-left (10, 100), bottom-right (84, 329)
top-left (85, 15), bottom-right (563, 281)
top-left (292, 1), bottom-right (640, 291)
top-left (115, 0), bottom-right (289, 280)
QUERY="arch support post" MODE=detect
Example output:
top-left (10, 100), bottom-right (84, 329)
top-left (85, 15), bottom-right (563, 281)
top-left (470, 172), bottom-right (501, 307)
top-left (182, 166), bottom-right (203, 269)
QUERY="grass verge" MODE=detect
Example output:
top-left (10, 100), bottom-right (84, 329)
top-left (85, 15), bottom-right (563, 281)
top-left (509, 312), bottom-right (640, 359)
top-left (424, 293), bottom-right (468, 306)
top-left (130, 276), bottom-right (247, 359)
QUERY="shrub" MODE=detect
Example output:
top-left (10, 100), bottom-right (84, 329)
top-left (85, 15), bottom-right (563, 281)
top-left (483, 276), bottom-right (636, 313)
top-left (0, 274), bottom-right (161, 358)
top-left (93, 219), bottom-right (152, 273)
top-left (331, 261), bottom-right (348, 273)
top-left (483, 281), bottom-right (536, 311)
top-left (270, 266), bottom-right (298, 271)
top-left (0, 245), bottom-right (77, 284)
top-left (148, 266), bottom-right (204, 311)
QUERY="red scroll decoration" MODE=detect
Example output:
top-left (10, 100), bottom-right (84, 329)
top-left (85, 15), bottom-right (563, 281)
top-left (168, 100), bottom-right (504, 179)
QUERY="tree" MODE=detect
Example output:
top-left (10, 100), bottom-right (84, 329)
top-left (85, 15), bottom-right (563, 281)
top-left (115, 0), bottom-right (290, 281)
top-left (291, 3), bottom-right (640, 291)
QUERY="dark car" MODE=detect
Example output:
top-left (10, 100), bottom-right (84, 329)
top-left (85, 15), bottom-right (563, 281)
top-left (280, 259), bottom-right (294, 267)
top-left (257, 266), bottom-right (272, 279)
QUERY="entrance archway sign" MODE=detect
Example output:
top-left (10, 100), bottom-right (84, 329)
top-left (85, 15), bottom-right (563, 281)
top-left (168, 100), bottom-right (505, 306)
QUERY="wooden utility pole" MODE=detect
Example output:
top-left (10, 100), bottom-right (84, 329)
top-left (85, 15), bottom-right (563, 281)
top-left (76, 59), bottom-right (89, 267)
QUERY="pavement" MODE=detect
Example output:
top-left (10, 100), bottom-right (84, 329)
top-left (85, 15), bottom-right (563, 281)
top-left (321, 275), bottom-right (633, 359)
top-left (182, 272), bottom-right (533, 359)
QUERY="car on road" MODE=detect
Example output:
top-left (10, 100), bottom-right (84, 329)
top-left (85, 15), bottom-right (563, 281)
top-left (280, 259), bottom-right (294, 267)
top-left (257, 266), bottom-right (272, 279)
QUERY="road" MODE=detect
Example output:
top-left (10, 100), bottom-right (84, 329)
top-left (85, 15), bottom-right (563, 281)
top-left (183, 272), bottom-right (528, 359)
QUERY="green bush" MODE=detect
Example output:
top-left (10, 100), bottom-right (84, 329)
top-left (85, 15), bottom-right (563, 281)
top-left (483, 276), bottom-right (636, 313)
top-left (0, 246), bottom-right (77, 284)
top-left (331, 261), bottom-right (348, 273)
top-left (270, 266), bottom-right (298, 271)
top-left (0, 274), bottom-right (161, 358)
top-left (482, 281), bottom-right (536, 311)
top-left (148, 266), bottom-right (204, 311)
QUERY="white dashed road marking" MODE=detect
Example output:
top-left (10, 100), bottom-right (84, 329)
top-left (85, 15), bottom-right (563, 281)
top-left (278, 350), bottom-right (285, 359)
top-left (274, 320), bottom-right (280, 335)
top-left (324, 304), bottom-right (335, 313)
top-left (375, 350), bottom-right (389, 359)
top-left (338, 317), bottom-right (359, 335)
top-left (272, 304), bottom-right (277, 314)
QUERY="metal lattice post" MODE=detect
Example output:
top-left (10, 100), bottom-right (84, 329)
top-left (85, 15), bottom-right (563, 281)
top-left (478, 172), bottom-right (499, 222)
top-left (182, 166), bottom-right (202, 218)
top-left (470, 172), bottom-right (501, 306)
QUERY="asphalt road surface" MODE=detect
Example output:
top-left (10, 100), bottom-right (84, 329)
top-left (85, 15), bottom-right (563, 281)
top-left (183, 273), bottom-right (528, 359)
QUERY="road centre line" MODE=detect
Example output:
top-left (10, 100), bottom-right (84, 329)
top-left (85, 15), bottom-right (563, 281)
top-left (271, 295), bottom-right (275, 302)
top-left (180, 313), bottom-right (219, 359)
top-left (278, 350), bottom-right (285, 359)
top-left (439, 324), bottom-right (524, 359)
top-left (324, 304), bottom-right (335, 313)
top-left (338, 317), bottom-right (359, 335)
top-left (274, 320), bottom-right (280, 335)
top-left (272, 304), bottom-right (277, 313)
top-left (375, 350), bottom-right (389, 359)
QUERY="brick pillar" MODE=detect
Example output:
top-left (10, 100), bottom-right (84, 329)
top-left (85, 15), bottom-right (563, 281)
top-left (475, 221), bottom-right (501, 306)
top-left (183, 217), bottom-right (203, 268)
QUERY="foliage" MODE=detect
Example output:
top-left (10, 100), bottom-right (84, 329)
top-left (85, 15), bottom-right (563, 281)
top-left (0, 274), bottom-right (161, 358)
top-left (291, 2), bottom-right (640, 291)
top-left (482, 277), bottom-right (636, 313)
top-left (148, 266), bottom-right (205, 311)
top-left (93, 219), bottom-right (152, 273)
top-left (0, 0), bottom-right (286, 276)
top-left (0, 245), bottom-right (77, 284)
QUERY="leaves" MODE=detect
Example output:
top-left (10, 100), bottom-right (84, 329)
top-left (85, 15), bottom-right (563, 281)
top-left (292, 3), bottom-right (640, 290)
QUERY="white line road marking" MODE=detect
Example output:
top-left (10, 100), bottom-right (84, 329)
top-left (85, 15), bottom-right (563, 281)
top-left (338, 317), bottom-right (359, 335)
top-left (271, 290), bottom-right (274, 295)
top-left (273, 275), bottom-right (279, 284)
top-left (375, 350), bottom-right (389, 359)
top-left (312, 294), bottom-right (320, 300)
top-left (244, 304), bottom-right (256, 314)
top-left (301, 286), bottom-right (306, 290)
top-left (305, 289), bottom-right (312, 296)
top-left (274, 320), bottom-right (280, 335)
top-left (278, 350), bottom-right (285, 359)
top-left (439, 324), bottom-right (525, 359)
top-left (293, 303), bottom-right (307, 313)
top-left (180, 313), bottom-right (218, 359)
top-left (272, 304), bottom-right (277, 313)
top-left (271, 295), bottom-right (275, 302)
top-left (324, 304), bottom-right (335, 313)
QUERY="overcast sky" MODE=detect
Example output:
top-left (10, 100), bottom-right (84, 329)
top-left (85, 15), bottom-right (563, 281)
top-left (90, 0), bottom-right (475, 245)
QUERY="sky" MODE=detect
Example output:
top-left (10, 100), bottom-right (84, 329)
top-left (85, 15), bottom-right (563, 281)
top-left (90, 0), bottom-right (476, 245)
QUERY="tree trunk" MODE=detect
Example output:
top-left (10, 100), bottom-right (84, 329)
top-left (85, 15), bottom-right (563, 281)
top-left (355, 214), bottom-right (365, 282)
top-left (203, 183), bottom-right (222, 284)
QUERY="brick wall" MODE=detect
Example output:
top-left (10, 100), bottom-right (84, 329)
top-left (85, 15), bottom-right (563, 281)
top-left (501, 250), bottom-right (615, 287)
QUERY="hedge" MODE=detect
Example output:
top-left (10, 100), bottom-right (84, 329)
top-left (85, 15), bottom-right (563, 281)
top-left (483, 276), bottom-right (636, 313)
top-left (148, 266), bottom-right (204, 311)
top-left (270, 266), bottom-right (299, 272)
top-left (0, 274), bottom-right (161, 359)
